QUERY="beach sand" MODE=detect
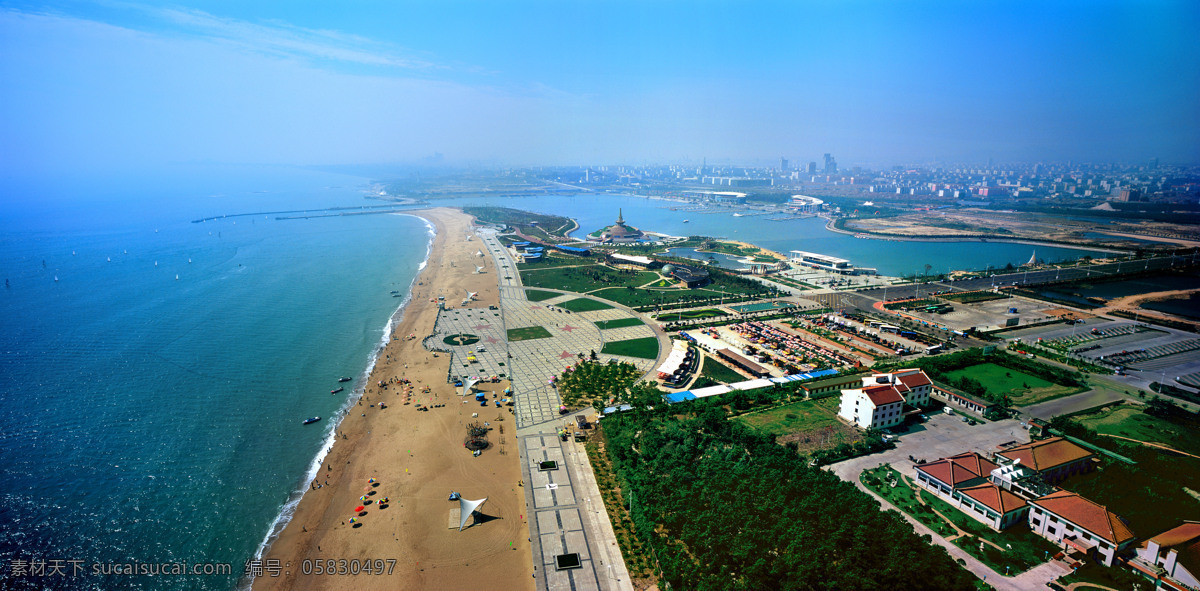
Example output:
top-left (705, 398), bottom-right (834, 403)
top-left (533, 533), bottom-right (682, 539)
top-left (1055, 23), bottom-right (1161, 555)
top-left (254, 208), bottom-right (534, 591)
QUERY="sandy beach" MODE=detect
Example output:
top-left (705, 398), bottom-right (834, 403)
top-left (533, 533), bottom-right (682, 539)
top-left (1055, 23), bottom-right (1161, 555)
top-left (254, 208), bottom-right (534, 591)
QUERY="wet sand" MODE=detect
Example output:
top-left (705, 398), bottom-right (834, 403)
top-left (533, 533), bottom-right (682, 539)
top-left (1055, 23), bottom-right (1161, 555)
top-left (253, 208), bottom-right (534, 591)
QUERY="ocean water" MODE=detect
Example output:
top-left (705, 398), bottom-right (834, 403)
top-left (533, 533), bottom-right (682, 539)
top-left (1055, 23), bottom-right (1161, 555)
top-left (435, 193), bottom-right (1113, 275)
top-left (0, 166), bottom-right (431, 590)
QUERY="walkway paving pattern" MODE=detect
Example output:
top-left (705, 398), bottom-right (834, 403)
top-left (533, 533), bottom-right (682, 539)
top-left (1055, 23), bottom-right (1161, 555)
top-left (465, 228), bottom-right (652, 591)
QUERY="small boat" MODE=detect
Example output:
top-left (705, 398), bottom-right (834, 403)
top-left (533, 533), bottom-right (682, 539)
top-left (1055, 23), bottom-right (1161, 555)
top-left (338, 377), bottom-right (352, 383)
top-left (732, 213), bottom-right (743, 217)
top-left (682, 219), bottom-right (690, 223)
top-left (303, 417), bottom-right (321, 425)
top-left (331, 387), bottom-right (344, 394)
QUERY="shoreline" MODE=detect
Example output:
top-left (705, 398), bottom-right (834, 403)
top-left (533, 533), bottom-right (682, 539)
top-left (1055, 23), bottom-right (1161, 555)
top-left (247, 215), bottom-right (438, 575)
top-left (252, 207), bottom-right (532, 591)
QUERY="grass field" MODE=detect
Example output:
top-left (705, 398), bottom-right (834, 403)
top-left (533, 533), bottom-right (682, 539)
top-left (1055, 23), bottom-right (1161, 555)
top-left (943, 362), bottom-right (1084, 406)
top-left (736, 397), bottom-right (842, 436)
top-left (506, 326), bottom-right (553, 341)
top-left (698, 356), bottom-right (745, 384)
top-left (556, 297), bottom-right (614, 312)
top-left (735, 396), bottom-right (862, 456)
top-left (521, 262), bottom-right (773, 310)
top-left (520, 264), bottom-right (658, 292)
top-left (1073, 404), bottom-right (1200, 457)
top-left (601, 337), bottom-right (660, 359)
top-left (594, 317), bottom-right (644, 329)
top-left (524, 289), bottom-right (560, 302)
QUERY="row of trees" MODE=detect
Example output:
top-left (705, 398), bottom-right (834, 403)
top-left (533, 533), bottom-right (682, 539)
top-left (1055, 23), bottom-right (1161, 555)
top-left (595, 404), bottom-right (979, 590)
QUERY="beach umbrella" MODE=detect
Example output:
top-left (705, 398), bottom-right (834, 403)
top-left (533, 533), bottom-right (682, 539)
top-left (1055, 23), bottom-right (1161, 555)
top-left (355, 505), bottom-right (365, 512)
top-left (349, 517), bottom-right (357, 523)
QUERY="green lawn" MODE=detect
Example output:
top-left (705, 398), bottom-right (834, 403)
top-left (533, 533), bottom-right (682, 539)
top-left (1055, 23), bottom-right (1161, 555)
top-left (506, 326), bottom-right (553, 341)
top-left (520, 264), bottom-right (658, 292)
top-left (556, 297), bottom-right (614, 312)
top-left (942, 363), bottom-right (1083, 406)
top-left (736, 397), bottom-right (841, 436)
top-left (601, 337), bottom-right (660, 359)
top-left (698, 356), bottom-right (745, 384)
top-left (861, 465), bottom-right (1057, 576)
top-left (524, 289), bottom-right (560, 302)
top-left (653, 308), bottom-right (729, 321)
top-left (594, 317), bottom-right (644, 329)
top-left (1074, 404), bottom-right (1200, 457)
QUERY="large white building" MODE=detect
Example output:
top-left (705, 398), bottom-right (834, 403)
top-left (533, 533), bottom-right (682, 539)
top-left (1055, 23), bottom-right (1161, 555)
top-left (838, 384), bottom-right (905, 430)
top-left (837, 369), bottom-right (932, 430)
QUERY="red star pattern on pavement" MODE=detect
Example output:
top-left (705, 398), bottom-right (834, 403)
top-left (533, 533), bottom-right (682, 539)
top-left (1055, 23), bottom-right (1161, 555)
top-left (485, 337), bottom-right (499, 343)
top-left (558, 351), bottom-right (575, 359)
top-left (472, 324), bottom-right (491, 331)
top-left (528, 305), bottom-right (542, 309)
top-left (560, 325), bottom-right (578, 332)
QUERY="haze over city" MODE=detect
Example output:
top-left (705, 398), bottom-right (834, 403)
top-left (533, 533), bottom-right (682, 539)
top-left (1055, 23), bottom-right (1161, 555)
top-left (2, 0), bottom-right (1198, 176)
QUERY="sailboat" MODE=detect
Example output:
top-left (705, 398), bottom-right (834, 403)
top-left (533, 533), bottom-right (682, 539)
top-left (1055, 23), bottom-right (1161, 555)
top-left (54, 275), bottom-right (59, 282)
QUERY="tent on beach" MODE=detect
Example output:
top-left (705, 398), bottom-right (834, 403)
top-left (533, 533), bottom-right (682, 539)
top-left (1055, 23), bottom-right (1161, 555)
top-left (458, 497), bottom-right (488, 531)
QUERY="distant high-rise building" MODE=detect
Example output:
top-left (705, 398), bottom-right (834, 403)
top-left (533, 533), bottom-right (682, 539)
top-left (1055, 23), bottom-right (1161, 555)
top-left (780, 157), bottom-right (789, 172)
top-left (823, 153), bottom-right (837, 174)
top-left (807, 161), bottom-right (817, 174)
top-left (1116, 188), bottom-right (1142, 202)
top-left (1149, 157), bottom-right (1159, 169)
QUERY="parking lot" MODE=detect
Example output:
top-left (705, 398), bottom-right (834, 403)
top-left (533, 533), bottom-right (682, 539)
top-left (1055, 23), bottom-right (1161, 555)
top-left (828, 412), bottom-right (1026, 484)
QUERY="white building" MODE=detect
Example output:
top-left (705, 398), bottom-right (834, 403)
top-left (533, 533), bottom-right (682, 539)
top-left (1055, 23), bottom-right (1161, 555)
top-left (1131, 521), bottom-right (1200, 590)
top-left (837, 384), bottom-right (905, 430)
top-left (1028, 490), bottom-right (1136, 567)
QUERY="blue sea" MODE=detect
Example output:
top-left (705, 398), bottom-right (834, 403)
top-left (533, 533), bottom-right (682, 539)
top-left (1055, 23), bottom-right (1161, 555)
top-left (0, 166), bottom-right (431, 590)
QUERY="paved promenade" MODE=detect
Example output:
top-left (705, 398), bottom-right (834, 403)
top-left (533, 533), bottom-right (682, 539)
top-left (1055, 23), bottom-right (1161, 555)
top-left (472, 228), bottom-right (653, 591)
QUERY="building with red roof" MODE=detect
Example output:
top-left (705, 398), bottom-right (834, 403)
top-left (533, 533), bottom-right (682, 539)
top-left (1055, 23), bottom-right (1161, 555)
top-left (1029, 490), bottom-right (1136, 567)
top-left (862, 368), bottom-right (932, 407)
top-left (995, 437), bottom-right (1096, 483)
top-left (1131, 521), bottom-right (1200, 590)
top-left (915, 452), bottom-right (1029, 531)
top-left (836, 384), bottom-right (904, 430)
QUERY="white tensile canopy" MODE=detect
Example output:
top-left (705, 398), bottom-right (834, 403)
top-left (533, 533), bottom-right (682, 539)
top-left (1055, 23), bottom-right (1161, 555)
top-left (458, 497), bottom-right (488, 531)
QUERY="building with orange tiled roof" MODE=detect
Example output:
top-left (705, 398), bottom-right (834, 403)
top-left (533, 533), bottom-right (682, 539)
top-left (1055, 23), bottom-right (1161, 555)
top-left (862, 368), bottom-right (932, 407)
top-left (1029, 490), bottom-right (1136, 567)
top-left (916, 452), bottom-right (995, 494)
top-left (956, 483), bottom-right (1029, 531)
top-left (915, 452), bottom-right (1029, 531)
top-left (837, 383), bottom-right (904, 430)
top-left (994, 436), bottom-right (1095, 483)
top-left (1131, 521), bottom-right (1200, 590)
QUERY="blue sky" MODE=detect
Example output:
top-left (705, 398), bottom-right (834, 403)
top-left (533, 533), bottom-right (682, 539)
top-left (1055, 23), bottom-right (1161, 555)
top-left (1, 0), bottom-right (1197, 173)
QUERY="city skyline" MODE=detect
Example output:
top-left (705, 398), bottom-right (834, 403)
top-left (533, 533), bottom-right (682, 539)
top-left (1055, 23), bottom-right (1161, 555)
top-left (1, 0), bottom-right (1198, 177)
